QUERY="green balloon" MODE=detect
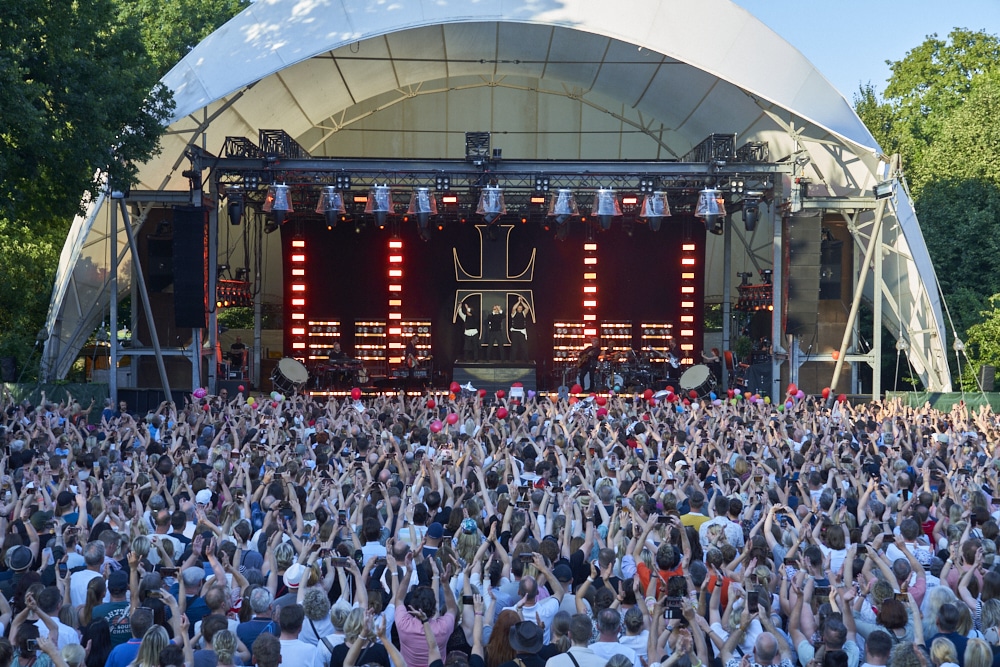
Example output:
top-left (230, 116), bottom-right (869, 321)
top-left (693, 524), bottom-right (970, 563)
top-left (731, 398), bottom-right (739, 405)
top-left (777, 404), bottom-right (785, 412)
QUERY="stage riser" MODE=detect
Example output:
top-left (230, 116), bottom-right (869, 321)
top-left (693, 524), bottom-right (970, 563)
top-left (453, 363), bottom-right (537, 392)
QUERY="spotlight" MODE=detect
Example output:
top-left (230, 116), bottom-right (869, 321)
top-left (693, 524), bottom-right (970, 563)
top-left (873, 179), bottom-right (896, 200)
top-left (695, 187), bottom-right (726, 236)
top-left (263, 183), bottom-right (292, 226)
top-left (640, 191), bottom-right (671, 232)
top-left (638, 176), bottom-right (657, 194)
top-left (435, 174), bottom-right (451, 191)
top-left (534, 176), bottom-right (550, 192)
top-left (315, 186), bottom-right (346, 228)
top-left (365, 184), bottom-right (392, 228)
top-left (742, 192), bottom-right (762, 232)
top-left (477, 186), bottom-right (507, 224)
top-left (737, 271), bottom-right (752, 286)
top-left (761, 269), bottom-right (773, 284)
top-left (335, 173), bottom-right (352, 190)
top-left (592, 189), bottom-right (621, 231)
top-left (226, 187), bottom-right (244, 226)
top-left (547, 189), bottom-right (578, 226)
top-left (407, 187), bottom-right (437, 241)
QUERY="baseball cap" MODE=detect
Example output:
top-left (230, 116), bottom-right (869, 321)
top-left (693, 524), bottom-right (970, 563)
top-left (195, 489), bottom-right (213, 505)
top-left (426, 523), bottom-right (444, 540)
top-left (57, 491), bottom-right (75, 508)
top-left (108, 571), bottom-right (129, 593)
top-left (553, 564), bottom-right (573, 582)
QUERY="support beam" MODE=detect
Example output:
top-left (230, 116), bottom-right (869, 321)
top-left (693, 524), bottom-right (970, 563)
top-left (118, 199), bottom-right (174, 404)
top-left (770, 208), bottom-right (783, 401)
top-left (721, 215), bottom-right (732, 392)
top-left (109, 192), bottom-right (119, 403)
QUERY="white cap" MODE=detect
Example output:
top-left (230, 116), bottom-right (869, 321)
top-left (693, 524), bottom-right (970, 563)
top-left (195, 489), bottom-right (213, 505)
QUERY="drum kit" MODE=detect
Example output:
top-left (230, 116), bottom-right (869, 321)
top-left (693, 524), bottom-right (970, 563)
top-left (573, 346), bottom-right (720, 397)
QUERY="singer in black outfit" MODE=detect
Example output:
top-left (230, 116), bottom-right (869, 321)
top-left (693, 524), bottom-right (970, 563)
top-left (509, 298), bottom-right (530, 362)
top-left (486, 305), bottom-right (505, 361)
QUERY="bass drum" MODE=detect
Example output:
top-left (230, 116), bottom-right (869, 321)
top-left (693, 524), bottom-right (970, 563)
top-left (679, 364), bottom-right (716, 399)
top-left (271, 357), bottom-right (309, 395)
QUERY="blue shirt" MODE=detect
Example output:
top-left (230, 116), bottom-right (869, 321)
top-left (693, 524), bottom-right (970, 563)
top-left (105, 638), bottom-right (141, 667)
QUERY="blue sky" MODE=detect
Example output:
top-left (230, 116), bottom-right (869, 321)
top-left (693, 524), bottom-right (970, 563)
top-left (735, 0), bottom-right (1000, 101)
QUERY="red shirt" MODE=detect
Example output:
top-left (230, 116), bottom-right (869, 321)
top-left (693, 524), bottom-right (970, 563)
top-left (636, 561), bottom-right (684, 597)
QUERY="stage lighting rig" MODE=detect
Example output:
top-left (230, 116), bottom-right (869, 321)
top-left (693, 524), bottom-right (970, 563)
top-left (640, 191), bottom-right (671, 232)
top-left (742, 191), bottom-right (763, 232)
top-left (695, 187), bottom-right (726, 235)
top-left (226, 187), bottom-right (244, 226)
top-left (592, 189), bottom-right (621, 231)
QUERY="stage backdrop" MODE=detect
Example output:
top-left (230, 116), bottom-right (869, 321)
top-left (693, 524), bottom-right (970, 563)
top-left (284, 215), bottom-right (705, 386)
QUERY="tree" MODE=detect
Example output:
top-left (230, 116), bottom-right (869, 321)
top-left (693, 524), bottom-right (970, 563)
top-left (115, 0), bottom-right (250, 76)
top-left (0, 1), bottom-right (173, 224)
top-left (962, 294), bottom-right (1000, 390)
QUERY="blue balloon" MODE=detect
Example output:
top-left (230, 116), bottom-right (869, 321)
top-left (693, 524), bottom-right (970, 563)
top-left (676, 405), bottom-right (685, 413)
top-left (709, 391), bottom-right (717, 400)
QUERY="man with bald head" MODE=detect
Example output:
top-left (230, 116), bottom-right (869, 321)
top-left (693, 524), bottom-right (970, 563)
top-left (721, 592), bottom-right (794, 667)
top-left (502, 553), bottom-right (564, 643)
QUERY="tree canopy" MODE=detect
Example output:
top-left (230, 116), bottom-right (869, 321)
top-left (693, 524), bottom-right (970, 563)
top-left (854, 28), bottom-right (1000, 387)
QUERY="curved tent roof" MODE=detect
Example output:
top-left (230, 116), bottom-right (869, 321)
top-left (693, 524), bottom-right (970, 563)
top-left (41, 0), bottom-right (952, 391)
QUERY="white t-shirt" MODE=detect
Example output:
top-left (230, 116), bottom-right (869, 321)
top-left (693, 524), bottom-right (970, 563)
top-left (69, 569), bottom-right (105, 609)
top-left (280, 638), bottom-right (318, 666)
top-left (503, 596), bottom-right (561, 643)
top-left (590, 641), bottom-right (641, 667)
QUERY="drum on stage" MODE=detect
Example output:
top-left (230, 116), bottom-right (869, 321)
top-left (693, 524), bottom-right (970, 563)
top-left (679, 364), bottom-right (716, 399)
top-left (271, 357), bottom-right (309, 394)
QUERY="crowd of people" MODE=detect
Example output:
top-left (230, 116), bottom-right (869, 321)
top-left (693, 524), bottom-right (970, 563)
top-left (0, 387), bottom-right (996, 667)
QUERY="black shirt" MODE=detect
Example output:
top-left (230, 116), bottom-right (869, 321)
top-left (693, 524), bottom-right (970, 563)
top-left (498, 653), bottom-right (547, 667)
top-left (487, 312), bottom-right (504, 332)
top-left (330, 641), bottom-right (390, 667)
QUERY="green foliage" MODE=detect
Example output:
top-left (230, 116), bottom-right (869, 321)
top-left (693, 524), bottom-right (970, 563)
top-left (853, 83), bottom-right (898, 156)
top-left (0, 0), bottom-right (174, 223)
top-left (963, 295), bottom-right (1000, 390)
top-left (115, 0), bottom-right (250, 76)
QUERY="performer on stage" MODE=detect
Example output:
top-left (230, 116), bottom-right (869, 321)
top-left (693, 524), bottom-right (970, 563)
top-left (404, 335), bottom-right (421, 384)
top-left (229, 336), bottom-right (247, 375)
top-left (666, 339), bottom-right (682, 381)
top-left (486, 304), bottom-right (505, 361)
top-left (457, 300), bottom-right (479, 361)
top-left (509, 298), bottom-right (531, 362)
top-left (701, 346), bottom-right (722, 382)
top-left (578, 336), bottom-right (603, 391)
top-left (330, 342), bottom-right (347, 360)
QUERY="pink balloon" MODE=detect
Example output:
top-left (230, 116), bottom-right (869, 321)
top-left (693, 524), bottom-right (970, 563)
top-left (795, 390), bottom-right (805, 400)
top-left (430, 420), bottom-right (443, 433)
top-left (193, 388), bottom-right (207, 399)
top-left (446, 413), bottom-right (458, 425)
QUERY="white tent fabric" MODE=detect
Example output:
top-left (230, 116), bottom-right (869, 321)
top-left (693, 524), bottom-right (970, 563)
top-left (41, 0), bottom-right (952, 390)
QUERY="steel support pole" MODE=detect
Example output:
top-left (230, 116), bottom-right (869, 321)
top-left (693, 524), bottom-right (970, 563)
top-left (872, 210), bottom-right (883, 399)
top-left (118, 199), bottom-right (173, 403)
top-left (831, 199), bottom-right (887, 391)
top-left (109, 192), bottom-right (119, 403)
top-left (770, 214), bottom-right (784, 401)
top-left (207, 182), bottom-right (219, 393)
top-left (253, 221), bottom-right (263, 388)
top-left (721, 215), bottom-right (732, 392)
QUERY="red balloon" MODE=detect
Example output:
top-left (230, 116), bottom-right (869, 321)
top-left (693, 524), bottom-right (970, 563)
top-left (595, 396), bottom-right (607, 406)
top-left (511, 399), bottom-right (520, 406)
top-left (450, 382), bottom-right (462, 394)
top-left (427, 399), bottom-right (436, 409)
top-left (569, 397), bottom-right (579, 404)
top-left (478, 389), bottom-right (487, 398)
top-left (571, 384), bottom-right (583, 395)
top-left (203, 404), bottom-right (210, 411)
top-left (643, 388), bottom-right (653, 400)
top-left (237, 385), bottom-right (245, 392)
top-left (689, 390), bottom-right (698, 399)
top-left (271, 401), bottom-right (279, 408)
top-left (647, 398), bottom-right (656, 406)
top-left (682, 398), bottom-right (690, 406)
top-left (351, 387), bottom-right (362, 400)
top-left (430, 420), bottom-right (443, 433)
top-left (787, 383), bottom-right (797, 396)
top-left (837, 393), bottom-right (847, 404)
top-left (832, 350), bottom-right (840, 360)
top-left (821, 387), bottom-right (831, 399)
top-left (446, 413), bottom-right (459, 425)
top-left (727, 389), bottom-right (735, 398)
top-left (642, 413), bottom-right (651, 421)
top-left (496, 407), bottom-right (509, 419)
top-left (496, 390), bottom-right (506, 399)
top-left (667, 386), bottom-right (676, 394)
top-left (596, 407), bottom-right (608, 418)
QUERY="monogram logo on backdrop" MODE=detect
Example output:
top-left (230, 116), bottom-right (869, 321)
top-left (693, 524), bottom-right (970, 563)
top-left (453, 225), bottom-right (535, 344)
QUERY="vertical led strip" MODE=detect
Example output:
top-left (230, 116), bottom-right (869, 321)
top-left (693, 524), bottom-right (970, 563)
top-left (678, 243), bottom-right (698, 363)
top-left (289, 239), bottom-right (307, 356)
top-left (387, 239), bottom-right (404, 366)
top-left (583, 242), bottom-right (598, 336)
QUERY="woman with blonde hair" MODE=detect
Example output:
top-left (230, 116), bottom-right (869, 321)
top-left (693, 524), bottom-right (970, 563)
top-left (127, 626), bottom-right (169, 667)
top-left (213, 630), bottom-right (238, 667)
top-left (930, 637), bottom-right (959, 667)
top-left (965, 639), bottom-right (993, 667)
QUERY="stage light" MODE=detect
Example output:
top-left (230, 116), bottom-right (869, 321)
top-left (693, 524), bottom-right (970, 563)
top-left (335, 173), bottom-right (352, 190)
top-left (226, 187), bottom-right (244, 226)
top-left (695, 187), bottom-right (726, 235)
top-left (407, 187), bottom-right (438, 241)
top-left (263, 183), bottom-right (292, 226)
top-left (640, 191), bottom-right (671, 232)
top-left (365, 184), bottom-right (392, 228)
top-left (316, 186), bottom-right (346, 228)
top-left (761, 269), bottom-right (773, 284)
top-left (535, 176), bottom-right (550, 192)
top-left (477, 186), bottom-right (507, 224)
top-left (742, 191), bottom-right (763, 232)
top-left (873, 179), bottom-right (897, 200)
top-left (436, 174), bottom-right (451, 191)
top-left (441, 195), bottom-right (458, 205)
top-left (548, 189), bottom-right (578, 226)
top-left (638, 176), bottom-right (657, 194)
top-left (592, 189), bottom-right (621, 231)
